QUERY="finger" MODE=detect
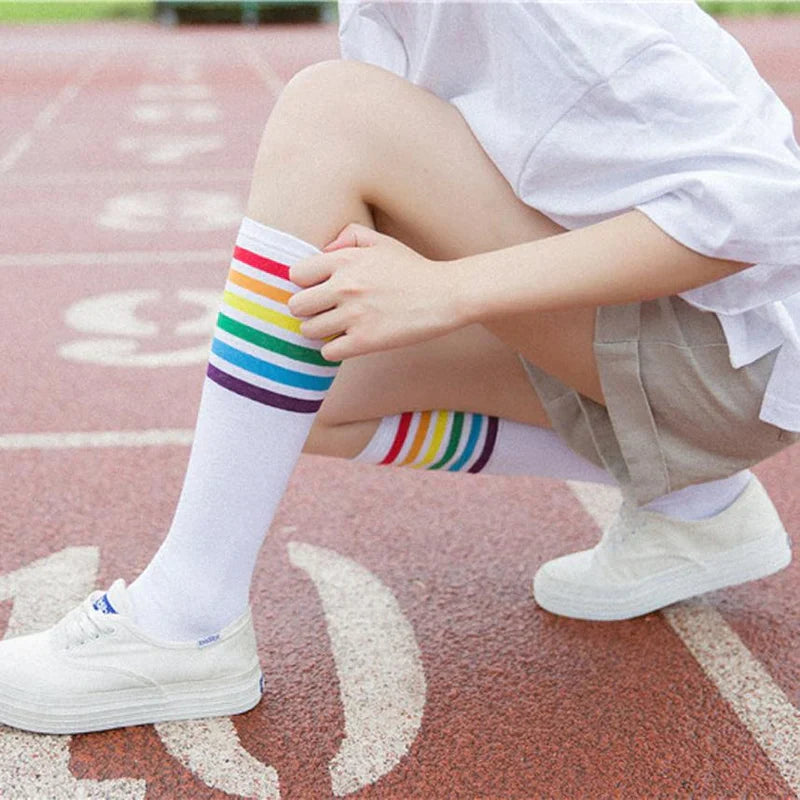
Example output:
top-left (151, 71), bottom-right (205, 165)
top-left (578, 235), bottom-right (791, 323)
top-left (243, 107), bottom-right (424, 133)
top-left (299, 308), bottom-right (348, 342)
top-left (320, 334), bottom-right (360, 362)
top-left (322, 229), bottom-right (354, 253)
top-left (323, 222), bottom-right (381, 252)
top-left (289, 253), bottom-right (334, 288)
top-left (287, 283), bottom-right (336, 318)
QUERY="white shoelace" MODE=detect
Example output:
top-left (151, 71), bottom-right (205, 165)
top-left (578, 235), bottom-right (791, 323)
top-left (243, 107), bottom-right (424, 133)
top-left (55, 594), bottom-right (117, 650)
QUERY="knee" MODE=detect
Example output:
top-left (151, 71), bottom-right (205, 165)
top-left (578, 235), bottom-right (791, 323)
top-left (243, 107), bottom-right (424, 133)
top-left (266, 59), bottom-right (397, 144)
top-left (303, 416), bottom-right (335, 457)
top-left (303, 415), bottom-right (377, 460)
top-left (285, 58), bottom-right (364, 95)
top-left (271, 60), bottom-right (355, 127)
top-left (284, 58), bottom-right (391, 106)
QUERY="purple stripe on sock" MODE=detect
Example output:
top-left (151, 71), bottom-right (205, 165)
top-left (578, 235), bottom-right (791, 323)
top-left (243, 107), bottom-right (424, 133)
top-left (468, 415), bottom-right (499, 474)
top-left (207, 364), bottom-right (323, 414)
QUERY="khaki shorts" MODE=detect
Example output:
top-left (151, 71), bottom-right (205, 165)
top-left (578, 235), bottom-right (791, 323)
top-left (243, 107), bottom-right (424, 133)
top-left (520, 296), bottom-right (800, 506)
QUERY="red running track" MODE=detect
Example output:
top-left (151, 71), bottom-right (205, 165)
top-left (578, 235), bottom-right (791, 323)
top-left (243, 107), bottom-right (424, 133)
top-left (0, 16), bottom-right (798, 800)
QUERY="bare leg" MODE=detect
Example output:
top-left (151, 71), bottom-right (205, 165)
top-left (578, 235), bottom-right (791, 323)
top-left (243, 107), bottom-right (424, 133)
top-left (304, 323), bottom-right (552, 459)
top-left (242, 59), bottom-right (602, 459)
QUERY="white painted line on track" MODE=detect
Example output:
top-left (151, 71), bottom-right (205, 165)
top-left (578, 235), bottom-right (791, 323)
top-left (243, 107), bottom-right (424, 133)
top-left (288, 541), bottom-right (426, 797)
top-left (0, 249), bottom-right (231, 268)
top-left (1, 168), bottom-right (251, 187)
top-left (240, 42), bottom-right (285, 98)
top-left (567, 480), bottom-right (800, 797)
top-left (155, 717), bottom-right (280, 800)
top-left (664, 602), bottom-right (800, 795)
top-left (0, 429), bottom-right (194, 451)
top-left (0, 60), bottom-right (104, 175)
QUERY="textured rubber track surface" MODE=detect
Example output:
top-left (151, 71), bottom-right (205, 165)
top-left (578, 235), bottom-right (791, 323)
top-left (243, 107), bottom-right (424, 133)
top-left (0, 16), bottom-right (798, 800)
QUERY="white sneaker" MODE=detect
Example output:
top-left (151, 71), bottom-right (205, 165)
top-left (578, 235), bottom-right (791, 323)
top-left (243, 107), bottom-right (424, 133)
top-left (533, 476), bottom-right (792, 621)
top-left (0, 579), bottom-right (264, 734)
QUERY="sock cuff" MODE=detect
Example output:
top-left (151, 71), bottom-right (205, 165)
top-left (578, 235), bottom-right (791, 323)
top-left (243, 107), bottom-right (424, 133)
top-left (643, 469), bottom-right (754, 520)
top-left (362, 410), bottom-right (499, 473)
top-left (238, 217), bottom-right (322, 263)
top-left (205, 219), bottom-right (338, 414)
top-left (353, 415), bottom-right (403, 464)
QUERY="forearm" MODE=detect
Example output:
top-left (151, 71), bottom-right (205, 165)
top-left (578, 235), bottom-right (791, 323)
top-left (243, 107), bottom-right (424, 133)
top-left (454, 209), bottom-right (752, 323)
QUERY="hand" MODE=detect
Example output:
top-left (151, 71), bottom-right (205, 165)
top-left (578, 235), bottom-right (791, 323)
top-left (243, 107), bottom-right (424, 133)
top-left (288, 223), bottom-right (463, 361)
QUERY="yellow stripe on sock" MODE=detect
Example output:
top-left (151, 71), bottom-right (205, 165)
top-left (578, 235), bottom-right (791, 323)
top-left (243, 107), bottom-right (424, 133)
top-left (223, 290), bottom-right (302, 335)
top-left (413, 410), bottom-right (450, 468)
top-left (398, 411), bottom-right (431, 466)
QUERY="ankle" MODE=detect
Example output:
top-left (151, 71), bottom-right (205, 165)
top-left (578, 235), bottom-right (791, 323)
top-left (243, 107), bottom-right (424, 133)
top-left (129, 563), bottom-right (244, 642)
top-left (643, 470), bottom-right (753, 522)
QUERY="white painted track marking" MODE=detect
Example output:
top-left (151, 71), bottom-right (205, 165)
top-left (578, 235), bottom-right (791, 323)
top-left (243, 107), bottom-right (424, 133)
top-left (136, 84), bottom-right (211, 101)
top-left (60, 337), bottom-right (211, 368)
top-left (65, 290), bottom-right (161, 337)
top-left (567, 480), bottom-right (800, 796)
top-left (665, 602), bottom-right (800, 795)
top-left (60, 288), bottom-right (218, 367)
top-left (155, 717), bottom-right (280, 800)
top-left (0, 250), bottom-right (231, 269)
top-left (240, 42), bottom-right (285, 98)
top-left (117, 134), bottom-right (225, 165)
top-left (2, 168), bottom-right (250, 186)
top-left (288, 541), bottom-right (426, 797)
top-left (0, 429), bottom-right (194, 451)
top-left (0, 83), bottom-right (81, 175)
top-left (0, 548), bottom-right (147, 799)
top-left (0, 59), bottom-right (102, 175)
top-left (97, 190), bottom-right (242, 232)
top-left (131, 103), bottom-right (222, 125)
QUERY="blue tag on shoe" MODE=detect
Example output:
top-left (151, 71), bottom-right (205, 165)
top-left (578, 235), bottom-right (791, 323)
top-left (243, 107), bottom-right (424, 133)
top-left (92, 593), bottom-right (118, 615)
top-left (197, 633), bottom-right (220, 648)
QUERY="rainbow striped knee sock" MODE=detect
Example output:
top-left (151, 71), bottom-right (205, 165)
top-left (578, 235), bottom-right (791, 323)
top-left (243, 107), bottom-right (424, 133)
top-left (128, 217), bottom-right (337, 642)
top-left (356, 410), bottom-right (500, 472)
top-left (355, 412), bottom-right (750, 520)
top-left (355, 410), bottom-right (617, 480)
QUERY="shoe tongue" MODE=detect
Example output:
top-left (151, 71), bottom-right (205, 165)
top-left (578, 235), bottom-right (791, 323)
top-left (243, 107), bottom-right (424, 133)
top-left (92, 578), bottom-right (133, 618)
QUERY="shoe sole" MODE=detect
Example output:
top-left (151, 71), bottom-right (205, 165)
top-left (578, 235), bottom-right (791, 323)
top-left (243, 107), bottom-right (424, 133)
top-left (0, 662), bottom-right (264, 735)
top-left (532, 534), bottom-right (792, 622)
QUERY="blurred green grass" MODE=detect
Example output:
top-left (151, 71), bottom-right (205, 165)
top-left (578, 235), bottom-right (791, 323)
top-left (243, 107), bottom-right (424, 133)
top-left (700, 0), bottom-right (800, 13)
top-left (0, 2), bottom-right (153, 22)
top-left (1, 0), bottom-right (799, 24)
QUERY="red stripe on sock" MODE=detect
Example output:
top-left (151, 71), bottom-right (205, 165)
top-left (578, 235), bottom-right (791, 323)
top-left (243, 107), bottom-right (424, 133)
top-left (233, 245), bottom-right (291, 282)
top-left (381, 412), bottom-right (413, 465)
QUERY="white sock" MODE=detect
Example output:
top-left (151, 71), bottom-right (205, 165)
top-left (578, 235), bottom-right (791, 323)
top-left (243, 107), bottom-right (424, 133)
top-left (128, 218), bottom-right (337, 641)
top-left (355, 411), bottom-right (753, 519)
top-left (643, 469), bottom-right (753, 521)
top-left (355, 411), bottom-right (616, 483)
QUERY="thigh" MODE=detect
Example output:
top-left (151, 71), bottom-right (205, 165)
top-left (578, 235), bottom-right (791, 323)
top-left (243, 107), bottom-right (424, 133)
top-left (258, 59), bottom-right (604, 403)
top-left (350, 63), bottom-right (604, 403)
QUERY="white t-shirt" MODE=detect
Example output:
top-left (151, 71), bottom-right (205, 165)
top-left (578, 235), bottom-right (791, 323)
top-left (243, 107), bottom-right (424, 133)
top-left (337, 0), bottom-right (800, 431)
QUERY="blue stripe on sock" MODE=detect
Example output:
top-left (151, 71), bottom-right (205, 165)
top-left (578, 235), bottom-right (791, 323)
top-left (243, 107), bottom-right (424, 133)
top-left (448, 413), bottom-right (484, 472)
top-left (211, 338), bottom-right (334, 392)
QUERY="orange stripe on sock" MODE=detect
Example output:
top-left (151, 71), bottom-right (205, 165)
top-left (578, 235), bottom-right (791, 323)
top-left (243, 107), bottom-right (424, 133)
top-left (398, 411), bottom-right (432, 466)
top-left (229, 268), bottom-right (293, 306)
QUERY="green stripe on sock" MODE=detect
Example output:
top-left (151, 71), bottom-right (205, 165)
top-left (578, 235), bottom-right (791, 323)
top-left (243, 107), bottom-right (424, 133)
top-left (217, 313), bottom-right (340, 368)
top-left (429, 411), bottom-right (465, 470)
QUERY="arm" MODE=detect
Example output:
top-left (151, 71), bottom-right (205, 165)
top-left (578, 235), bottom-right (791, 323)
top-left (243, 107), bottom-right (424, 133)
top-left (288, 212), bottom-right (750, 362)
top-left (455, 208), bottom-right (751, 324)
